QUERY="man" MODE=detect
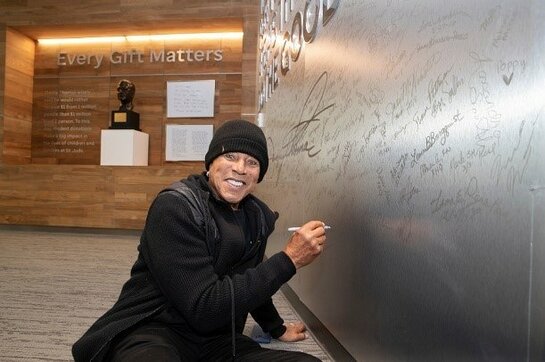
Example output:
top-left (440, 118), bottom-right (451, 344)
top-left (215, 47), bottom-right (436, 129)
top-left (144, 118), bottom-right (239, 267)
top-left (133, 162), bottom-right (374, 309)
top-left (72, 119), bottom-right (327, 361)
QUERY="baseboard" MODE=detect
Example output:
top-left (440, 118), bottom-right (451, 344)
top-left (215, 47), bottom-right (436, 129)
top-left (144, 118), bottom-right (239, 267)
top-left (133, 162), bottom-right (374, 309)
top-left (281, 284), bottom-right (356, 362)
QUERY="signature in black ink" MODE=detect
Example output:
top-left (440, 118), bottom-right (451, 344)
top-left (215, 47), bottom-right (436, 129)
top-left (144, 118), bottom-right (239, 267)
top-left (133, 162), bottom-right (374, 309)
top-left (431, 177), bottom-right (502, 222)
top-left (474, 106), bottom-right (501, 160)
top-left (282, 71), bottom-right (334, 158)
top-left (391, 153), bottom-right (409, 187)
top-left (376, 167), bottom-right (391, 205)
top-left (490, 117), bottom-right (536, 195)
top-left (428, 65), bottom-right (453, 103)
top-left (399, 177), bottom-right (420, 205)
top-left (411, 111), bottom-right (463, 167)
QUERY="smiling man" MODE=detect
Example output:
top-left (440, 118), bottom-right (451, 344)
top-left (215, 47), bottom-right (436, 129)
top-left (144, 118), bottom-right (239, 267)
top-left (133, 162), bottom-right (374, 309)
top-left (73, 119), bottom-right (327, 361)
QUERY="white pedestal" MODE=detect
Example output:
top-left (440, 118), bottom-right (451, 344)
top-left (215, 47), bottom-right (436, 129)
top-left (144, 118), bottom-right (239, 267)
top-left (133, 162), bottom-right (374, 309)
top-left (100, 130), bottom-right (149, 166)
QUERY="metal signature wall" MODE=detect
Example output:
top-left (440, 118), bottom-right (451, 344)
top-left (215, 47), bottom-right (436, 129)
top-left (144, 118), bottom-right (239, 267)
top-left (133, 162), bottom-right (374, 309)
top-left (258, 0), bottom-right (545, 360)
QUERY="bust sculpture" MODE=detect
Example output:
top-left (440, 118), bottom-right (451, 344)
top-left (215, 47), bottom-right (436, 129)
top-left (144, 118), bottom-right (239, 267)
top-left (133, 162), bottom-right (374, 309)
top-left (117, 79), bottom-right (136, 111)
top-left (110, 79), bottom-right (140, 130)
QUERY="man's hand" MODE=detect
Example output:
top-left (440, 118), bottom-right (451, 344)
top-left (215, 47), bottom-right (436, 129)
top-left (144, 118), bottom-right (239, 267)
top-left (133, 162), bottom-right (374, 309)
top-left (283, 220), bottom-right (327, 269)
top-left (277, 321), bottom-right (308, 342)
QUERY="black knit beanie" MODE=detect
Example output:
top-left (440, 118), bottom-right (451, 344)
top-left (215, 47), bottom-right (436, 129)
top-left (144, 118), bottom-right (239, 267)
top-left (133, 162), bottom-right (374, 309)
top-left (205, 119), bottom-right (269, 182)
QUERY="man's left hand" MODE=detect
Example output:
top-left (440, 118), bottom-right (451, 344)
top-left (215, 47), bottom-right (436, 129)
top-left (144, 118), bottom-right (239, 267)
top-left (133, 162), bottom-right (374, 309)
top-left (277, 321), bottom-right (308, 342)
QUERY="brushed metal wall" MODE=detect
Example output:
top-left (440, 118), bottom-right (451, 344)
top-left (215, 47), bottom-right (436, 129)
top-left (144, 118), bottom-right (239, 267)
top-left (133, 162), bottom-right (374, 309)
top-left (257, 0), bottom-right (545, 360)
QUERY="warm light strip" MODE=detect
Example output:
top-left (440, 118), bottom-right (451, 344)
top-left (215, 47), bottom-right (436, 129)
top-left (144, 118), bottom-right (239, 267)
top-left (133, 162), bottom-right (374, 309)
top-left (38, 36), bottom-right (126, 45)
top-left (38, 32), bottom-right (243, 45)
top-left (127, 32), bottom-right (243, 41)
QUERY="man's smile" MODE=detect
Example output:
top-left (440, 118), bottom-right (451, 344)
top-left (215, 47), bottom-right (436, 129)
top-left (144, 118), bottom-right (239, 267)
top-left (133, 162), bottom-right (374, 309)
top-left (226, 178), bottom-right (246, 188)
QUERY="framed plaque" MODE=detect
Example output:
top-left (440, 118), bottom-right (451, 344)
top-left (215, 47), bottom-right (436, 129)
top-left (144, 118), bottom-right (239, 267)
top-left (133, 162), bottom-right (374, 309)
top-left (165, 124), bottom-right (213, 161)
top-left (166, 80), bottom-right (215, 118)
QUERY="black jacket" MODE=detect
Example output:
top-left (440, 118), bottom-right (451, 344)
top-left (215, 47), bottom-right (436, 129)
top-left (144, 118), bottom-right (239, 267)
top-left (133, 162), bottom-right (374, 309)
top-left (72, 174), bottom-right (296, 361)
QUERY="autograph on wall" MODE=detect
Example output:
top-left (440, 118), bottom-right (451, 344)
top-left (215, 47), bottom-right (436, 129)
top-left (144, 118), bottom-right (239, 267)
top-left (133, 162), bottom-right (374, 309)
top-left (282, 71), bottom-right (335, 158)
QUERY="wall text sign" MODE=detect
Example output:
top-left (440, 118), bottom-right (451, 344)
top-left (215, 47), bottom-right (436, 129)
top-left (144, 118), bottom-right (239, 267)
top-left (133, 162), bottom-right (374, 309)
top-left (57, 49), bottom-right (224, 69)
top-left (258, 0), bottom-right (340, 110)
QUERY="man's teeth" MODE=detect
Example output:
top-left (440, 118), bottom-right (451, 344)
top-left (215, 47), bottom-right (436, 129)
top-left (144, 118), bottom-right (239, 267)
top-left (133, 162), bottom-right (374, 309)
top-left (227, 179), bottom-right (244, 187)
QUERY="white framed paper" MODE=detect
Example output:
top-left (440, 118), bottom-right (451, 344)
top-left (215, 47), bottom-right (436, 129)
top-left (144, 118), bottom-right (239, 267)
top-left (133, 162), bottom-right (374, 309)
top-left (166, 80), bottom-right (215, 118)
top-left (165, 124), bottom-right (213, 161)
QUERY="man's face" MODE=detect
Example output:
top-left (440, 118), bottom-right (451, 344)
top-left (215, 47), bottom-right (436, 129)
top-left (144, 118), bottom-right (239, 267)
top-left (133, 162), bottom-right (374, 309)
top-left (207, 152), bottom-right (260, 209)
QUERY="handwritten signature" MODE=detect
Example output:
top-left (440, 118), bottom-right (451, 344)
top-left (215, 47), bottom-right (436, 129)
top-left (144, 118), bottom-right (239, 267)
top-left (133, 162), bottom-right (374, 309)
top-left (282, 71), bottom-right (335, 158)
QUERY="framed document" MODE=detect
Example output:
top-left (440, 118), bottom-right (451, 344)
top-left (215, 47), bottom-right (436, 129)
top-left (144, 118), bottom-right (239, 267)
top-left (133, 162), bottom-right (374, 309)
top-left (165, 124), bottom-right (213, 161)
top-left (166, 80), bottom-right (215, 118)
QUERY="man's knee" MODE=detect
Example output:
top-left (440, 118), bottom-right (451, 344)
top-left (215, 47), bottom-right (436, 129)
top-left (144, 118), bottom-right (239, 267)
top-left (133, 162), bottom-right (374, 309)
top-left (110, 343), bottom-right (180, 362)
top-left (107, 325), bottom-right (183, 362)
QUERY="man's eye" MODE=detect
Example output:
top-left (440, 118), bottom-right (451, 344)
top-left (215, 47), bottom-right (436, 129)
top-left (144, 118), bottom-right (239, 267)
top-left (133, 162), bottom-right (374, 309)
top-left (247, 159), bottom-right (259, 167)
top-left (224, 153), bottom-right (236, 160)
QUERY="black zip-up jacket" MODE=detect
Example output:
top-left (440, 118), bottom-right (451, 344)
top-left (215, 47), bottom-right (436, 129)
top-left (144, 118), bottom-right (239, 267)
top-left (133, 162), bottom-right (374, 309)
top-left (72, 173), bottom-right (296, 361)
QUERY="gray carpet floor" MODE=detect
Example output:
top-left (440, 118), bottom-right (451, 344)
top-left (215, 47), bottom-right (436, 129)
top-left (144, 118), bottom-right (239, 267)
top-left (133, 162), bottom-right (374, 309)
top-left (0, 227), bottom-right (331, 361)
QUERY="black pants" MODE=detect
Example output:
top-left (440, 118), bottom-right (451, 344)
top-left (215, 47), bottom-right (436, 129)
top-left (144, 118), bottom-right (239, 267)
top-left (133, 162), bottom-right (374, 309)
top-left (106, 323), bottom-right (321, 361)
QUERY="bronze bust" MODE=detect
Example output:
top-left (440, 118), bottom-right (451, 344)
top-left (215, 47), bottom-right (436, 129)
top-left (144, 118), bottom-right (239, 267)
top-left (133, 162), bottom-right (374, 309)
top-left (117, 79), bottom-right (135, 111)
top-left (110, 79), bottom-right (140, 130)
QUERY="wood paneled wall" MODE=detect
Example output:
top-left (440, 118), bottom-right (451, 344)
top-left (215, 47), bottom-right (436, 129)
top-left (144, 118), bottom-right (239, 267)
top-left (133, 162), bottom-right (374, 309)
top-left (0, 1), bottom-right (259, 229)
top-left (2, 28), bottom-right (34, 164)
top-left (0, 29), bottom-right (5, 155)
top-left (0, 164), bottom-right (202, 229)
top-left (31, 36), bottom-right (243, 165)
